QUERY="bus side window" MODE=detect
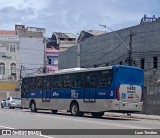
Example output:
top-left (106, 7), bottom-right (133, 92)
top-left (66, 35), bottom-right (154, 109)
top-left (63, 74), bottom-right (72, 88)
top-left (36, 77), bottom-right (43, 89)
top-left (54, 75), bottom-right (62, 88)
top-left (30, 78), bottom-right (35, 90)
top-left (72, 73), bottom-right (83, 88)
top-left (99, 70), bottom-right (113, 87)
top-left (85, 72), bottom-right (97, 87)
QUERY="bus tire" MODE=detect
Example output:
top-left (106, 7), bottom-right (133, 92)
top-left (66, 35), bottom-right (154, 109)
top-left (127, 113), bottom-right (131, 116)
top-left (1, 103), bottom-right (3, 108)
top-left (30, 101), bottom-right (37, 112)
top-left (8, 104), bottom-right (12, 109)
top-left (51, 110), bottom-right (58, 114)
top-left (91, 112), bottom-right (104, 118)
top-left (70, 102), bottom-right (80, 116)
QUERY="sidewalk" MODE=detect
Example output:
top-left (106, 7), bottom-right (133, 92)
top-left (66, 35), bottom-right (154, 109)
top-left (105, 112), bottom-right (160, 120)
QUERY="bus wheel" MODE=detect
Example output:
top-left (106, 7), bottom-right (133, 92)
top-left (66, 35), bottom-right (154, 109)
top-left (8, 104), bottom-right (12, 109)
top-left (127, 113), bottom-right (131, 116)
top-left (70, 102), bottom-right (80, 116)
top-left (1, 104), bottom-right (3, 108)
top-left (51, 110), bottom-right (58, 114)
top-left (91, 112), bottom-right (104, 118)
top-left (30, 101), bottom-right (37, 112)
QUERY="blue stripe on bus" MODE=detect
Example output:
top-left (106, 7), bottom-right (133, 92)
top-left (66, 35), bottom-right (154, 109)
top-left (22, 87), bottom-right (116, 99)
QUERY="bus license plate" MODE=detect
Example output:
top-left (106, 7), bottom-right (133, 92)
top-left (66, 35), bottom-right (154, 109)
top-left (125, 104), bottom-right (136, 109)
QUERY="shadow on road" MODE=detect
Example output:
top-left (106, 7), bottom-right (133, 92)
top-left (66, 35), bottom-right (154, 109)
top-left (22, 109), bottom-right (138, 121)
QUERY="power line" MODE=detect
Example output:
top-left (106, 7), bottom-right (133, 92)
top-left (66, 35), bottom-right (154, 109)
top-left (83, 35), bottom-right (130, 67)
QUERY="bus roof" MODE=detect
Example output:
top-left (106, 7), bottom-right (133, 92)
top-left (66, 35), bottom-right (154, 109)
top-left (22, 65), bottom-right (143, 79)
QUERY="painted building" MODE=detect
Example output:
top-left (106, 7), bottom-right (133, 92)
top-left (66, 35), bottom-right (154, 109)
top-left (0, 30), bottom-right (20, 80)
top-left (46, 48), bottom-right (58, 73)
top-left (45, 32), bottom-right (77, 73)
top-left (0, 30), bottom-right (20, 91)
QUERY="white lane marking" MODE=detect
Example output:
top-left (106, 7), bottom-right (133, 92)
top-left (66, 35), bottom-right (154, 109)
top-left (0, 125), bottom-right (14, 129)
top-left (40, 135), bottom-right (55, 138)
top-left (0, 125), bottom-right (54, 138)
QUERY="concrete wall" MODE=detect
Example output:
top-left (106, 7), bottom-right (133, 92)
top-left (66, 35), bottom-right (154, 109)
top-left (19, 38), bottom-right (44, 77)
top-left (59, 44), bottom-right (78, 69)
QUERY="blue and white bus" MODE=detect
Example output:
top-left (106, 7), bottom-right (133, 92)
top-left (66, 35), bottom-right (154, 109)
top-left (21, 65), bottom-right (144, 118)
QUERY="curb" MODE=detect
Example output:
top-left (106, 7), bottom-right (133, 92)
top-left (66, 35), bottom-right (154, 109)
top-left (105, 114), bottom-right (160, 120)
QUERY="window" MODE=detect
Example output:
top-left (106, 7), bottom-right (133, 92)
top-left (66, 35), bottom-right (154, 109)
top-left (30, 78), bottom-right (35, 90)
top-left (10, 63), bottom-right (16, 74)
top-left (153, 56), bottom-right (158, 69)
top-left (72, 73), bottom-right (83, 88)
top-left (43, 77), bottom-right (51, 89)
top-left (85, 72), bottom-right (97, 87)
top-left (63, 74), bottom-right (72, 88)
top-left (53, 75), bottom-right (62, 88)
top-left (21, 78), bottom-right (30, 96)
top-left (35, 77), bottom-right (43, 89)
top-left (141, 58), bottom-right (145, 69)
top-left (0, 62), bottom-right (5, 75)
top-left (9, 44), bottom-right (17, 52)
top-left (98, 70), bottom-right (113, 87)
top-left (47, 57), bottom-right (52, 65)
top-left (54, 57), bottom-right (58, 65)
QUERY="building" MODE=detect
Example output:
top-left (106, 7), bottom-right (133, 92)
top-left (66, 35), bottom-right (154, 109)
top-left (52, 32), bottom-right (77, 52)
top-left (15, 25), bottom-right (45, 77)
top-left (45, 32), bottom-right (77, 73)
top-left (0, 30), bottom-right (20, 91)
top-left (0, 30), bottom-right (20, 80)
top-left (58, 15), bottom-right (160, 115)
top-left (45, 48), bottom-right (58, 73)
top-left (77, 30), bottom-right (106, 42)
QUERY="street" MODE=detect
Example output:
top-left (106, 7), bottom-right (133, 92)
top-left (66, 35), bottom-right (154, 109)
top-left (0, 108), bottom-right (160, 138)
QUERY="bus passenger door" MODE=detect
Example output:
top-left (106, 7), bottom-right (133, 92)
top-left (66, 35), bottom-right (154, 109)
top-left (42, 90), bottom-right (50, 102)
top-left (84, 72), bottom-right (96, 102)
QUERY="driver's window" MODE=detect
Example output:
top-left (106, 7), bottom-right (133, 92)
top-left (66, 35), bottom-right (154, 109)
top-left (7, 97), bottom-right (10, 100)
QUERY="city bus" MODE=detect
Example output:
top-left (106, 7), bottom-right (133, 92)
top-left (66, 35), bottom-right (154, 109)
top-left (21, 65), bottom-right (144, 118)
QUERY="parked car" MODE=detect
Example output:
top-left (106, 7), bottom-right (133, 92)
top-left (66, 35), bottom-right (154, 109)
top-left (1, 97), bottom-right (21, 109)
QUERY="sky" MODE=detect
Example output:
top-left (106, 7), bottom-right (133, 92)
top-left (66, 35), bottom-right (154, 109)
top-left (0, 0), bottom-right (160, 37)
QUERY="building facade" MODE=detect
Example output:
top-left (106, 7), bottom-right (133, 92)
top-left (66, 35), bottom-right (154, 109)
top-left (45, 48), bottom-right (58, 73)
top-left (0, 31), bottom-right (20, 80)
top-left (45, 32), bottom-right (77, 73)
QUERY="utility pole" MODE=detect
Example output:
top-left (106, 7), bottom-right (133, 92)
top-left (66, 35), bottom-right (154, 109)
top-left (43, 37), bottom-right (47, 73)
top-left (128, 30), bottom-right (135, 66)
top-left (20, 65), bottom-right (23, 79)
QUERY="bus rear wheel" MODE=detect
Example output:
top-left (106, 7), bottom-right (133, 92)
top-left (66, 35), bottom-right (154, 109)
top-left (8, 104), bottom-right (12, 109)
top-left (70, 102), bottom-right (80, 116)
top-left (91, 112), bottom-right (104, 118)
top-left (51, 110), bottom-right (58, 114)
top-left (30, 101), bottom-right (37, 112)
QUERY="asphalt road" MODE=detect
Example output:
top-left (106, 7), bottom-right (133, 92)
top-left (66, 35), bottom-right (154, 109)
top-left (0, 108), bottom-right (160, 138)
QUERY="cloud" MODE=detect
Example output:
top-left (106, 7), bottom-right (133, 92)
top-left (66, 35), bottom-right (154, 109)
top-left (0, 0), bottom-right (160, 37)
